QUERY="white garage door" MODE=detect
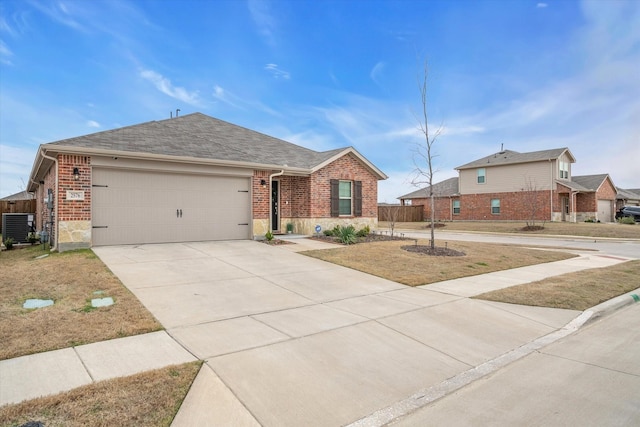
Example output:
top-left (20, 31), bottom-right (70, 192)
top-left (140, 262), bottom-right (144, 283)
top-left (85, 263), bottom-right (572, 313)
top-left (597, 199), bottom-right (613, 223)
top-left (92, 168), bottom-right (251, 246)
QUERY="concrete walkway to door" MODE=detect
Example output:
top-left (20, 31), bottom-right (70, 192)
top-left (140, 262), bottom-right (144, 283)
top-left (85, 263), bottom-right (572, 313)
top-left (89, 239), bottom-right (629, 427)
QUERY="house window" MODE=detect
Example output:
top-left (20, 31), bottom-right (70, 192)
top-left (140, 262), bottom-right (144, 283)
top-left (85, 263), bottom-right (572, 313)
top-left (339, 181), bottom-right (352, 216)
top-left (559, 161), bottom-right (569, 179)
top-left (453, 200), bottom-right (460, 215)
top-left (491, 199), bottom-right (500, 214)
top-left (330, 179), bottom-right (362, 217)
top-left (477, 168), bottom-right (486, 184)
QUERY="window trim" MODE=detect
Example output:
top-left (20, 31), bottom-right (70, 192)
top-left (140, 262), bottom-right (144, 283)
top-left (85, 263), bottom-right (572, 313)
top-left (491, 198), bottom-right (500, 215)
top-left (452, 200), bottom-right (460, 215)
top-left (338, 180), bottom-right (352, 216)
top-left (477, 168), bottom-right (486, 184)
top-left (330, 179), bottom-right (363, 217)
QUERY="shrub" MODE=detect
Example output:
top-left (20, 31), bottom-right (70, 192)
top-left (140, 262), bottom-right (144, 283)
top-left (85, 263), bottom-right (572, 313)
top-left (265, 230), bottom-right (274, 241)
top-left (356, 225), bottom-right (370, 238)
top-left (337, 225), bottom-right (357, 245)
top-left (618, 216), bottom-right (636, 225)
top-left (323, 229), bottom-right (334, 237)
top-left (3, 237), bottom-right (15, 250)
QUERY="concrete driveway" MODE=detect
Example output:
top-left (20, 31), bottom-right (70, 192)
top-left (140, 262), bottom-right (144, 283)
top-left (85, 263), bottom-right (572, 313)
top-left (93, 239), bottom-right (586, 426)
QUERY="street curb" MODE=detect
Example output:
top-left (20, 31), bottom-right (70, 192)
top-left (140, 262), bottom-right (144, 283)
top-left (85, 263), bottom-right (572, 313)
top-left (347, 290), bottom-right (640, 427)
top-left (582, 287), bottom-right (640, 325)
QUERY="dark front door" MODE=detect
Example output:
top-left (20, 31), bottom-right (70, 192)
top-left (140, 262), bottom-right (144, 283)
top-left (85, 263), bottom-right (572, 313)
top-left (271, 180), bottom-right (279, 232)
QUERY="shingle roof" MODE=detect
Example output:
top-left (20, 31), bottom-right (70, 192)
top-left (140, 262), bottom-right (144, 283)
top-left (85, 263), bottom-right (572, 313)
top-left (45, 112), bottom-right (353, 170)
top-left (456, 148), bottom-right (573, 170)
top-left (398, 177), bottom-right (459, 199)
top-left (0, 190), bottom-right (34, 201)
top-left (559, 174), bottom-right (615, 193)
top-left (616, 187), bottom-right (640, 200)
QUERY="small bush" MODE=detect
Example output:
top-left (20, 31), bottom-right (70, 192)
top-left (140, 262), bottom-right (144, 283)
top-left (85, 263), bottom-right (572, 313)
top-left (337, 225), bottom-right (357, 245)
top-left (3, 237), bottom-right (15, 250)
top-left (618, 216), bottom-right (636, 225)
top-left (356, 225), bottom-right (370, 238)
top-left (323, 229), bottom-right (334, 237)
top-left (265, 231), bottom-right (274, 241)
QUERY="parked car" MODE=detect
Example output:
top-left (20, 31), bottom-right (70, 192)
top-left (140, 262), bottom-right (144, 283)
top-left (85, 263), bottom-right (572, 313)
top-left (615, 206), bottom-right (640, 221)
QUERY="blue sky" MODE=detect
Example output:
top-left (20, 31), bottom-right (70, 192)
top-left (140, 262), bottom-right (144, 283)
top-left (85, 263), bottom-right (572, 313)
top-left (1, 0), bottom-right (638, 202)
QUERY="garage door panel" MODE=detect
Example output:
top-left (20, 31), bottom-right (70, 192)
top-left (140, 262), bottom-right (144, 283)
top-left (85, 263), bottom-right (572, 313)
top-left (92, 169), bottom-right (251, 246)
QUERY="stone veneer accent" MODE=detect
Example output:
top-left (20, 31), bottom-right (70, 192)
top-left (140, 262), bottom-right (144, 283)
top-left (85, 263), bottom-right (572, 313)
top-left (57, 220), bottom-right (91, 251)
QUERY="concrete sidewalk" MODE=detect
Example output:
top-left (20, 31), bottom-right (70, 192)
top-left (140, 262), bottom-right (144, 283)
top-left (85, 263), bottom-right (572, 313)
top-left (1, 239), bottom-right (636, 426)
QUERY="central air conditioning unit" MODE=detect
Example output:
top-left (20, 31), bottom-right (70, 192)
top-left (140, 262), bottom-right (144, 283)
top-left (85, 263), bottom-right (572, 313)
top-left (2, 213), bottom-right (35, 244)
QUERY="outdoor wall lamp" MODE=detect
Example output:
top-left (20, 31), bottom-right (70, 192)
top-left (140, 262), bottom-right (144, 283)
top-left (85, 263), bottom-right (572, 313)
top-left (73, 167), bottom-right (80, 181)
top-left (260, 179), bottom-right (267, 188)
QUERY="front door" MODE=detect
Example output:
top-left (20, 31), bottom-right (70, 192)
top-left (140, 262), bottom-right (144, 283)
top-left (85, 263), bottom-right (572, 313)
top-left (562, 197), bottom-right (569, 221)
top-left (271, 180), bottom-right (279, 232)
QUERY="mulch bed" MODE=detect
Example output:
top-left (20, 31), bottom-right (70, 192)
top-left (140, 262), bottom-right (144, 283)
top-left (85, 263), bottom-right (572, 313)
top-left (310, 233), bottom-right (411, 245)
top-left (401, 244), bottom-right (466, 257)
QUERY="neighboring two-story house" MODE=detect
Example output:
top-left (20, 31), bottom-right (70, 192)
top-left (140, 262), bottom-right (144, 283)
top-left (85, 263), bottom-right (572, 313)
top-left (399, 147), bottom-right (618, 223)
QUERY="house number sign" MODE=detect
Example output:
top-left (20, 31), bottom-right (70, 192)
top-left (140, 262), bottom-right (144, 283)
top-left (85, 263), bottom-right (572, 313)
top-left (66, 190), bottom-right (85, 201)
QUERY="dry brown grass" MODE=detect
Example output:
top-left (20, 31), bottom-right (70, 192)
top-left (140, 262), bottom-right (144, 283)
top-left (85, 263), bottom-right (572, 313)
top-left (302, 239), bottom-right (576, 286)
top-left (0, 245), bottom-right (162, 360)
top-left (0, 362), bottom-right (201, 427)
top-left (380, 220), bottom-right (640, 239)
top-left (473, 260), bottom-right (640, 310)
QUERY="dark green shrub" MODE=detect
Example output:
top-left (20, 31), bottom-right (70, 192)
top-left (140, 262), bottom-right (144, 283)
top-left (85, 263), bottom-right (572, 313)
top-left (337, 225), bottom-right (357, 245)
top-left (356, 225), bottom-right (370, 238)
top-left (3, 237), bottom-right (15, 250)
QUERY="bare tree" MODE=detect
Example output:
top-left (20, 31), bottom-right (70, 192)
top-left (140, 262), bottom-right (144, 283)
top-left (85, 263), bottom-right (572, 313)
top-left (522, 176), bottom-right (546, 230)
top-left (380, 204), bottom-right (401, 237)
top-left (411, 59), bottom-right (443, 249)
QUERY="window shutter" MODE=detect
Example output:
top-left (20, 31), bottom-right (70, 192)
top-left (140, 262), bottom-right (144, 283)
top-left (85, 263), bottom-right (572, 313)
top-left (354, 181), bottom-right (363, 217)
top-left (330, 179), bottom-right (339, 217)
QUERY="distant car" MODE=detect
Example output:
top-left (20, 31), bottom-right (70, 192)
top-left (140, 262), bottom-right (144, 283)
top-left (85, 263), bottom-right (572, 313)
top-left (616, 206), bottom-right (640, 221)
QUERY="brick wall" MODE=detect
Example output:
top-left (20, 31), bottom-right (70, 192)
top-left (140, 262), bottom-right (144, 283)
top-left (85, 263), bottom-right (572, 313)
top-left (408, 197), bottom-right (455, 221)
top-left (308, 153), bottom-right (379, 218)
top-left (457, 191), bottom-right (551, 220)
top-left (58, 155), bottom-right (91, 221)
top-left (252, 171), bottom-right (271, 219)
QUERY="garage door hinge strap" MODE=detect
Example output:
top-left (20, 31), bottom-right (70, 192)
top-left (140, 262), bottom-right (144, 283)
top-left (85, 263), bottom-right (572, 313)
top-left (238, 223), bottom-right (249, 226)
top-left (92, 226), bottom-right (108, 229)
top-left (92, 185), bottom-right (109, 187)
top-left (238, 190), bottom-right (249, 193)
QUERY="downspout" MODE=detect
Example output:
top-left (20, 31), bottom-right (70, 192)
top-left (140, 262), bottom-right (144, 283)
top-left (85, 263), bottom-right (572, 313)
top-left (268, 170), bottom-right (285, 232)
top-left (40, 149), bottom-right (58, 251)
top-left (549, 159), bottom-right (554, 222)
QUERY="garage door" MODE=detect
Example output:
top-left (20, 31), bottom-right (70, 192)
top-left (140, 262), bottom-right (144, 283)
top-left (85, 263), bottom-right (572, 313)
top-left (597, 199), bottom-right (613, 223)
top-left (92, 168), bottom-right (251, 246)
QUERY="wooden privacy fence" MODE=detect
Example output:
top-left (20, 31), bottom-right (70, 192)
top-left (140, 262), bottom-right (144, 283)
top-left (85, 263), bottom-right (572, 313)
top-left (1, 199), bottom-right (36, 233)
top-left (378, 205), bottom-right (424, 222)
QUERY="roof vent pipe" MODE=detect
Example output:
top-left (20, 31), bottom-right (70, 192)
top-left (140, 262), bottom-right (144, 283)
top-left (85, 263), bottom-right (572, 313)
top-left (176, 109), bottom-right (180, 117)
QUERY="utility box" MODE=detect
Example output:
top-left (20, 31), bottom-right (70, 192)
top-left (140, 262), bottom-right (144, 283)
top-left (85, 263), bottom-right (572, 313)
top-left (2, 213), bottom-right (35, 244)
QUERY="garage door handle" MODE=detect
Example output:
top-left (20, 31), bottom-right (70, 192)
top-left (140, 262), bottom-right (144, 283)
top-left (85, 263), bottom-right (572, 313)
top-left (177, 209), bottom-right (183, 218)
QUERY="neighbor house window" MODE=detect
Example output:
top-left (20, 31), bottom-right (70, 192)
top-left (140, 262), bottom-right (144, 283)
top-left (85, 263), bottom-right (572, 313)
top-left (491, 199), bottom-right (500, 214)
top-left (330, 180), bottom-right (362, 217)
top-left (559, 161), bottom-right (569, 179)
top-left (477, 168), bottom-right (486, 184)
top-left (453, 200), bottom-right (460, 215)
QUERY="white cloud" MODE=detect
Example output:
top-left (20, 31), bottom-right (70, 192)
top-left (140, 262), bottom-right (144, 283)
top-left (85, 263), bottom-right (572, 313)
top-left (86, 120), bottom-right (100, 128)
top-left (248, 0), bottom-right (277, 46)
top-left (370, 61), bottom-right (386, 86)
top-left (0, 40), bottom-right (13, 65)
top-left (139, 69), bottom-right (200, 105)
top-left (264, 63), bottom-right (290, 79)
